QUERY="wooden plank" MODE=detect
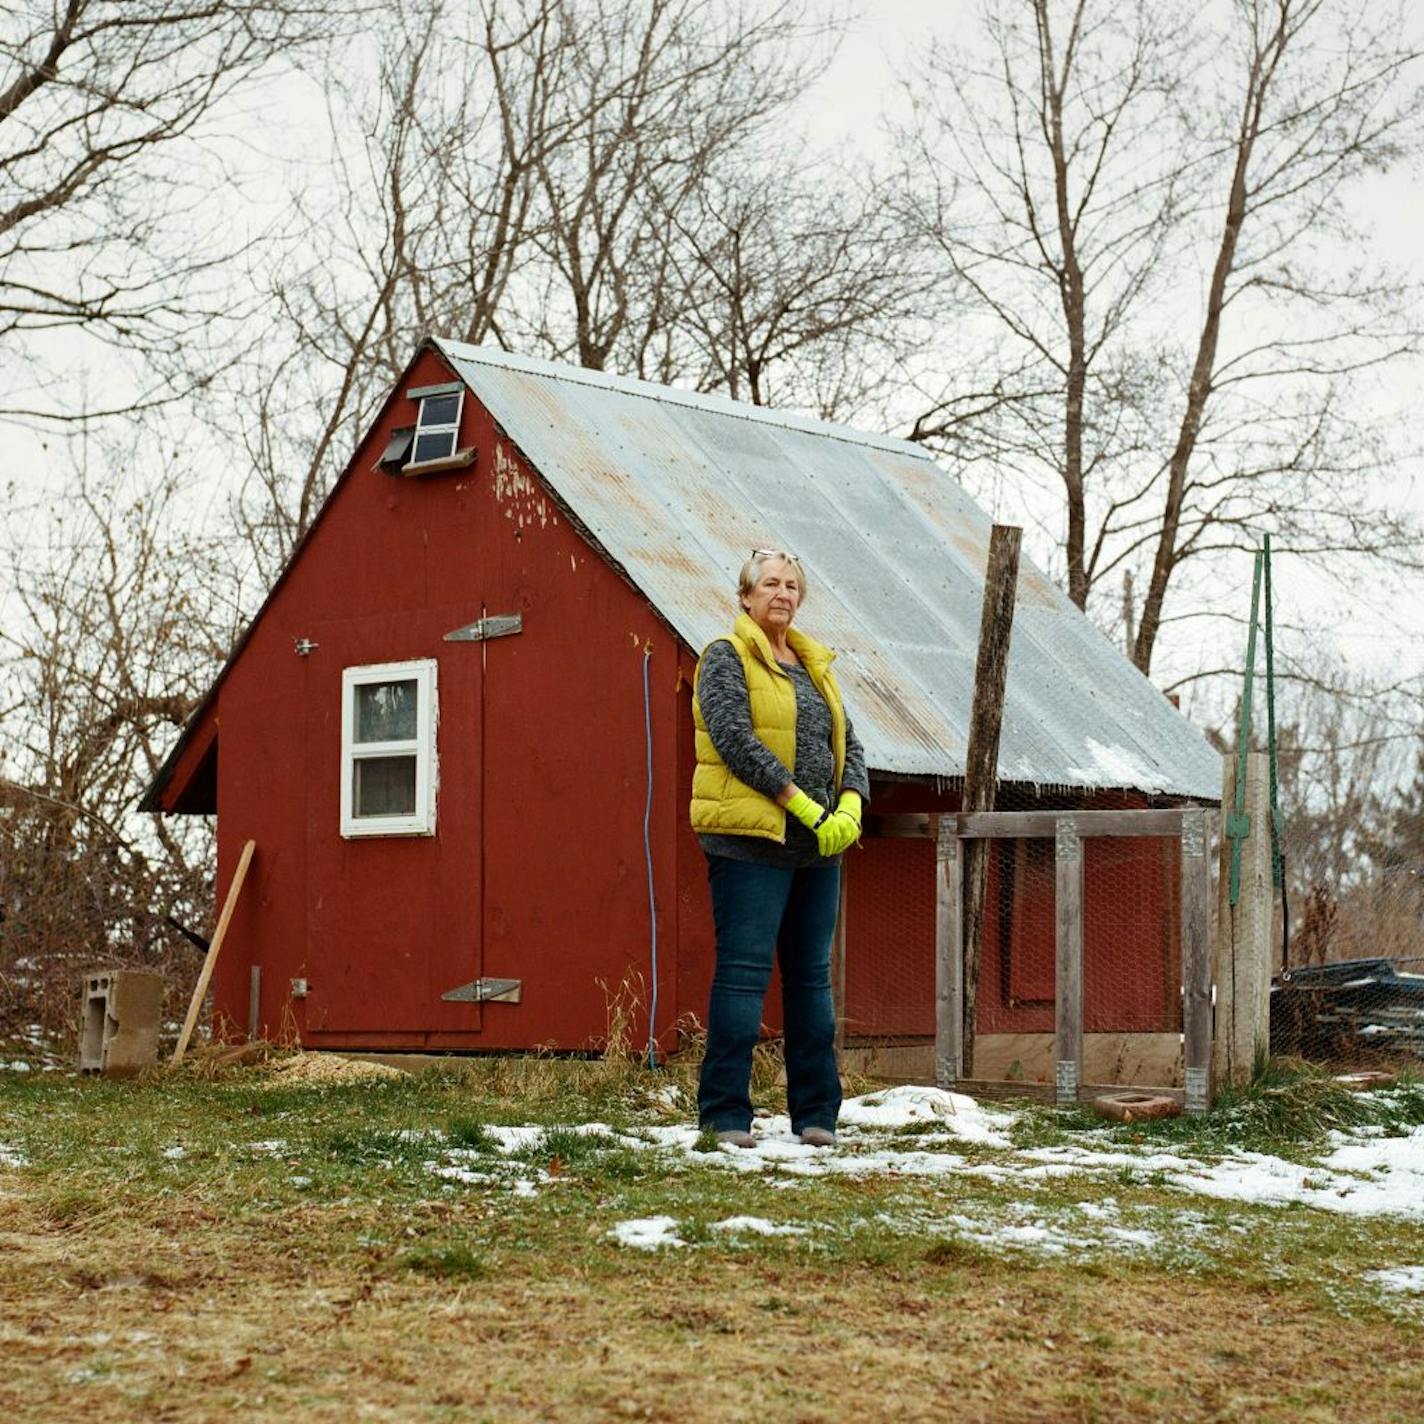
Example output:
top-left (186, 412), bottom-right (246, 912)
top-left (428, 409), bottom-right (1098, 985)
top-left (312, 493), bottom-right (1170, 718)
top-left (961, 524), bottom-right (1022, 1077)
top-left (961, 1079), bottom-right (1186, 1106)
top-left (839, 1045), bottom-right (1187, 1099)
top-left (841, 1042), bottom-right (936, 1082)
top-left (173, 839), bottom-right (256, 1063)
top-left (935, 818), bottom-right (962, 1088)
top-left (956, 1078), bottom-right (1056, 1103)
top-left (1181, 807), bottom-right (1214, 1112)
top-left (1054, 819), bottom-right (1084, 1104)
top-left (863, 812), bottom-right (934, 839)
top-left (831, 870), bottom-right (848, 1058)
top-left (248, 965), bottom-right (261, 1043)
top-left (972, 1031), bottom-right (1184, 1087)
top-left (956, 808), bottom-right (1188, 839)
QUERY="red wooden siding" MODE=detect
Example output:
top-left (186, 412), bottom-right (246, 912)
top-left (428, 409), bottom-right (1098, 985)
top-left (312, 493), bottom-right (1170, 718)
top-left (211, 349), bottom-right (688, 1052)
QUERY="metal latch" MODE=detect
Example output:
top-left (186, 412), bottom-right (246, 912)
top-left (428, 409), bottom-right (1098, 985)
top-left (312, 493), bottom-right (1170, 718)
top-left (440, 977), bottom-right (522, 1004)
top-left (443, 613), bottom-right (523, 643)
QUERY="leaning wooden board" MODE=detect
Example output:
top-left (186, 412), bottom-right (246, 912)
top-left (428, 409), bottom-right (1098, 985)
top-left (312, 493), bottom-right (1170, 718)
top-left (173, 840), bottom-right (256, 1063)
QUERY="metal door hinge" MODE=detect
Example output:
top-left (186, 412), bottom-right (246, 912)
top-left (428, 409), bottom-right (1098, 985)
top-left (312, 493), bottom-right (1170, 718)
top-left (441, 977), bottom-right (522, 1004)
top-left (443, 614), bottom-right (523, 643)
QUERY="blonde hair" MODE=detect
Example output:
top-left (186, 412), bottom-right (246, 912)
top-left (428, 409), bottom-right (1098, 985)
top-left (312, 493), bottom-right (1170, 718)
top-left (738, 549), bottom-right (809, 608)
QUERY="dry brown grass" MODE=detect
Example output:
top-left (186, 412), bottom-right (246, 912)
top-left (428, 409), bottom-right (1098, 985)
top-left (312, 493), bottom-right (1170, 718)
top-left (0, 1181), bottom-right (1421, 1424)
top-left (3, 1057), bottom-right (1422, 1422)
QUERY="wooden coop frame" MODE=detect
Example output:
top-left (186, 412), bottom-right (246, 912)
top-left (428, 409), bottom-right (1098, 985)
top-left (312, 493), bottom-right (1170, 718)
top-left (846, 806), bottom-right (1214, 1114)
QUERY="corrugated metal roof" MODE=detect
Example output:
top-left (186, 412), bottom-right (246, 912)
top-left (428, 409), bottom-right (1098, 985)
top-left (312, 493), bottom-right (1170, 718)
top-left (436, 339), bottom-right (1221, 799)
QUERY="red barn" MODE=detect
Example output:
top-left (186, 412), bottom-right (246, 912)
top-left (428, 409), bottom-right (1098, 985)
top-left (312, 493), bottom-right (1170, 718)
top-left (144, 341), bottom-right (1220, 1082)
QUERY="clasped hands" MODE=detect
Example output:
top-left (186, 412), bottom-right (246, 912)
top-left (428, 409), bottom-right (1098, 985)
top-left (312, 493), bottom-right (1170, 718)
top-left (786, 788), bottom-right (862, 856)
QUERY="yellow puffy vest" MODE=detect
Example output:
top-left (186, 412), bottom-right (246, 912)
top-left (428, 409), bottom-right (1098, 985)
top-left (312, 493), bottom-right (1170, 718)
top-left (690, 612), bottom-right (847, 843)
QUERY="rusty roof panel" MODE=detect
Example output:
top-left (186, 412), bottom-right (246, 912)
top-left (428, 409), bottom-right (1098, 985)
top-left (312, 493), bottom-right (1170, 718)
top-left (437, 339), bottom-right (1220, 798)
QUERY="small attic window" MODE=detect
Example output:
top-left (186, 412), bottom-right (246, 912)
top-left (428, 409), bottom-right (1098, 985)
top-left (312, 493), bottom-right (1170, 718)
top-left (411, 389), bottom-right (463, 464)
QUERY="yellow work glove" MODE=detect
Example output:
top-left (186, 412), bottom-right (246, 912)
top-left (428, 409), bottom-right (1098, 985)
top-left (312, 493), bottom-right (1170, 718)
top-left (785, 789), bottom-right (830, 833)
top-left (815, 790), bottom-right (863, 857)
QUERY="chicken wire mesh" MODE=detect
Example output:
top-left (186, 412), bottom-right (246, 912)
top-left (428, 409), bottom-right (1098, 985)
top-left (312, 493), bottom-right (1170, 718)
top-left (843, 814), bottom-right (1195, 1093)
top-left (965, 833), bottom-right (1184, 1090)
top-left (1271, 847), bottom-right (1424, 1068)
top-left (841, 837), bottom-right (936, 1076)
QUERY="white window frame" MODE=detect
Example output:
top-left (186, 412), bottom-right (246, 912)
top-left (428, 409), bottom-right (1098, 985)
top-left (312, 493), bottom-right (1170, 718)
top-left (340, 659), bottom-right (438, 838)
top-left (408, 388), bottom-right (464, 467)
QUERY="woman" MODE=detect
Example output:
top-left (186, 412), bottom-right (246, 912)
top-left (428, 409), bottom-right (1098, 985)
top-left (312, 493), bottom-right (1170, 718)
top-left (690, 549), bottom-right (870, 1148)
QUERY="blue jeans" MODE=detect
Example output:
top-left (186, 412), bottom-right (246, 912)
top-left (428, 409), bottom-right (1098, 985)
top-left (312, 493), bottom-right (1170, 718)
top-left (697, 855), bottom-right (843, 1135)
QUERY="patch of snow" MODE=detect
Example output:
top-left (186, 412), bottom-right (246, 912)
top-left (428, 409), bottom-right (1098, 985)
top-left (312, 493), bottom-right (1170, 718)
top-left (928, 1211), bottom-right (1085, 1255)
top-left (358, 1087), bottom-right (1424, 1229)
top-left (0, 1143), bottom-right (28, 1168)
top-left (483, 1126), bottom-right (546, 1152)
top-left (245, 1139), bottom-right (288, 1155)
top-left (838, 1086), bottom-right (1014, 1145)
top-left (162, 1145), bottom-right (186, 1160)
top-left (1164, 1127), bottom-right (1424, 1219)
top-left (610, 1216), bottom-right (685, 1250)
top-left (1064, 737), bottom-right (1163, 791)
top-left (1104, 1226), bottom-right (1159, 1248)
top-left (429, 1164), bottom-right (496, 1185)
top-left (710, 1216), bottom-right (807, 1236)
top-left (1018, 1144), bottom-right (1198, 1173)
top-left (1076, 1200), bottom-right (1119, 1219)
top-left (289, 1175), bottom-right (312, 1187)
top-left (1368, 1267), bottom-right (1424, 1294)
top-left (5, 1060), bottom-right (31, 1073)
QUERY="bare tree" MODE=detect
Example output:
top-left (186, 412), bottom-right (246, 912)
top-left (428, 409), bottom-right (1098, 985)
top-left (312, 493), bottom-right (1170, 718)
top-left (900, 0), bottom-right (1424, 674)
top-left (656, 158), bottom-right (933, 417)
top-left (0, 439), bottom-right (241, 1035)
top-left (527, 0), bottom-right (828, 372)
top-left (0, 0), bottom-right (357, 425)
top-left (222, 0), bottom-right (845, 576)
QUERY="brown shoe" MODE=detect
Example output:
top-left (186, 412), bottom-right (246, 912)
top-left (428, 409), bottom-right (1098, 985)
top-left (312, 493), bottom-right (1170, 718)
top-left (716, 1129), bottom-right (757, 1149)
top-left (799, 1127), bottom-right (837, 1148)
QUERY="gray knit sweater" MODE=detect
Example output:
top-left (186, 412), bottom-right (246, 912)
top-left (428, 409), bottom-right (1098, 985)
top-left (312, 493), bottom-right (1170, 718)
top-left (696, 639), bottom-right (871, 868)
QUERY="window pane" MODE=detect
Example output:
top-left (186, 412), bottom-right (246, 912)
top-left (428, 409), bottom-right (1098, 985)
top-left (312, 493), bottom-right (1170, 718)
top-left (412, 430), bottom-right (456, 464)
top-left (419, 394), bottom-right (460, 428)
top-left (355, 679), bottom-right (418, 742)
top-left (354, 756), bottom-right (417, 817)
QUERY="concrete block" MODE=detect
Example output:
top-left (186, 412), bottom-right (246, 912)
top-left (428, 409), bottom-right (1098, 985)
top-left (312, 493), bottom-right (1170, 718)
top-left (79, 970), bottom-right (164, 1077)
top-left (1091, 1091), bottom-right (1182, 1123)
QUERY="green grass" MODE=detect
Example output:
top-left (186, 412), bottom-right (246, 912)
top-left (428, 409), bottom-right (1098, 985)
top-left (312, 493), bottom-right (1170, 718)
top-left (398, 1242), bottom-right (488, 1281)
top-left (1006, 1058), bottom-right (1424, 1162)
top-left (444, 1116), bottom-right (493, 1150)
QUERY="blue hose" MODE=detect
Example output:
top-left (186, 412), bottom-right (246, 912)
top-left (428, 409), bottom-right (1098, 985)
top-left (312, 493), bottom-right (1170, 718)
top-left (642, 647), bottom-right (659, 1069)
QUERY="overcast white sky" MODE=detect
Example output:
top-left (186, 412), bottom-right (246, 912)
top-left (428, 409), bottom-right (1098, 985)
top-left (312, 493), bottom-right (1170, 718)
top-left (6, 0), bottom-right (1423, 716)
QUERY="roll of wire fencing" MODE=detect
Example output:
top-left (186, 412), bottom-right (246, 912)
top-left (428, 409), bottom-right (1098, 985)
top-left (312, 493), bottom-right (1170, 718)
top-left (1270, 849), bottom-right (1424, 1071)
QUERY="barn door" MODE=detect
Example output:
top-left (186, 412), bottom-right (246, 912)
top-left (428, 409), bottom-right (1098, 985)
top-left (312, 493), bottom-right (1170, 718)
top-left (302, 608), bottom-right (484, 1039)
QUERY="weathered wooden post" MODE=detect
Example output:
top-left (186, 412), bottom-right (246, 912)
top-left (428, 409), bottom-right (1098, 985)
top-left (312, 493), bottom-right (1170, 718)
top-left (1180, 807), bottom-right (1214, 1112)
top-left (1054, 816), bottom-right (1083, 1104)
top-left (934, 816), bottom-right (963, 1088)
top-left (960, 524), bottom-right (1021, 1078)
top-left (1215, 753), bottom-right (1272, 1087)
